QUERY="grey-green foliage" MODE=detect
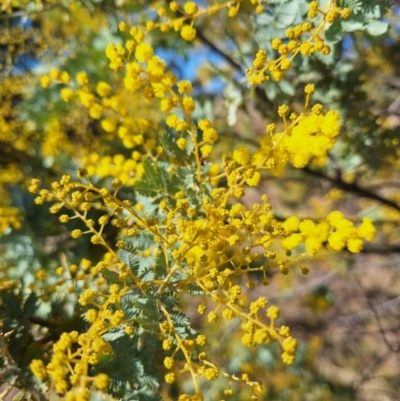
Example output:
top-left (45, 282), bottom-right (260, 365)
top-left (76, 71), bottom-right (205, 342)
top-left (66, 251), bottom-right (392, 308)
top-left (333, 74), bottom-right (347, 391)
top-left (241, 0), bottom-right (397, 171)
top-left (160, 127), bottom-right (194, 160)
top-left (134, 158), bottom-right (199, 206)
top-left (253, 0), bottom-right (309, 45)
top-left (253, 0), bottom-right (392, 66)
top-left (0, 290), bottom-right (48, 400)
top-left (134, 147), bottom-right (206, 214)
top-left (134, 159), bottom-right (175, 197)
top-left (251, 0), bottom-right (310, 99)
top-left (325, 0), bottom-right (392, 43)
top-left (94, 246), bottom-right (198, 400)
top-left (1, 293), bottom-right (33, 361)
top-left (99, 330), bottom-right (162, 400)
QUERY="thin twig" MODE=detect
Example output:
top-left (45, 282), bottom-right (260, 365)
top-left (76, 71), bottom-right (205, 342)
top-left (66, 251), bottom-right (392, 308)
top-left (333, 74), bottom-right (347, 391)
top-left (351, 274), bottom-right (400, 353)
top-left (302, 166), bottom-right (400, 213)
top-left (336, 295), bottom-right (400, 325)
top-left (195, 27), bottom-right (400, 215)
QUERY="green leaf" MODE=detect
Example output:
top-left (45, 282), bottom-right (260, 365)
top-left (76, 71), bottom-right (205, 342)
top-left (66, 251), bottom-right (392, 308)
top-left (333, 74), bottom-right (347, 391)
top-left (122, 390), bottom-right (162, 401)
top-left (314, 44), bottom-right (337, 65)
top-left (101, 269), bottom-right (120, 285)
top-left (278, 79), bottom-right (295, 96)
top-left (159, 291), bottom-right (179, 309)
top-left (125, 232), bottom-right (154, 253)
top-left (366, 20), bottom-right (389, 36)
top-left (297, 0), bottom-right (310, 15)
top-left (118, 249), bottom-right (139, 271)
top-left (324, 19), bottom-right (344, 43)
top-left (169, 310), bottom-right (197, 338)
top-left (134, 194), bottom-right (158, 218)
top-left (139, 375), bottom-right (160, 391)
top-left (169, 268), bottom-right (190, 283)
top-left (134, 159), bottom-right (168, 196)
top-left (186, 283), bottom-right (204, 295)
top-left (159, 128), bottom-right (192, 159)
top-left (341, 19), bottom-right (365, 32)
top-left (265, 82), bottom-right (278, 100)
top-left (338, 0), bottom-right (362, 14)
top-left (135, 317), bottom-right (160, 332)
top-left (273, 1), bottom-right (299, 29)
top-left (103, 329), bottom-right (126, 342)
top-left (254, 26), bottom-right (286, 46)
top-left (138, 267), bottom-right (155, 282)
top-left (132, 297), bottom-right (159, 322)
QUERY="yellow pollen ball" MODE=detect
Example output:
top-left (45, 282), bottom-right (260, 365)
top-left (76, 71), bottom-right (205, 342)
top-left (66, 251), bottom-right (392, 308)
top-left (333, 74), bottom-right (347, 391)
top-left (184, 1), bottom-right (198, 15)
top-left (180, 25), bottom-right (197, 41)
top-left (135, 43), bottom-right (154, 62)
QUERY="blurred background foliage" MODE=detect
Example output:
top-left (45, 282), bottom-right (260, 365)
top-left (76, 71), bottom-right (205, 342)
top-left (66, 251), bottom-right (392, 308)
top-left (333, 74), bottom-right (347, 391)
top-left (1, 0), bottom-right (400, 400)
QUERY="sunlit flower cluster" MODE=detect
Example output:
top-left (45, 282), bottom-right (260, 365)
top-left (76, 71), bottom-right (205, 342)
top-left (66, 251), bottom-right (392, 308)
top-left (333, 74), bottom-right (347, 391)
top-left (23, 2), bottom-right (380, 400)
top-left (0, 206), bottom-right (21, 234)
top-left (124, 0), bottom-right (266, 42)
top-left (247, 0), bottom-right (351, 84)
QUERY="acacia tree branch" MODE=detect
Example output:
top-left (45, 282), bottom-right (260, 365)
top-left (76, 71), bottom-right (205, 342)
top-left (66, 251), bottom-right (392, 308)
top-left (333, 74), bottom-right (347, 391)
top-left (195, 29), bottom-right (400, 213)
top-left (196, 29), bottom-right (242, 71)
top-left (28, 316), bottom-right (53, 328)
top-left (193, 28), bottom-right (400, 257)
top-left (302, 166), bottom-right (400, 213)
top-left (352, 274), bottom-right (400, 353)
top-left (195, 28), bottom-right (271, 105)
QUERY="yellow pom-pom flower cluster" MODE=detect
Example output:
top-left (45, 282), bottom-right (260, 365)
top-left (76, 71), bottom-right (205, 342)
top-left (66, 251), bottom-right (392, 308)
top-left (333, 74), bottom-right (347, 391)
top-left (247, 0), bottom-right (352, 84)
top-left (0, 206), bottom-right (21, 233)
top-left (281, 212), bottom-right (376, 256)
top-left (27, 4), bottom-right (380, 400)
